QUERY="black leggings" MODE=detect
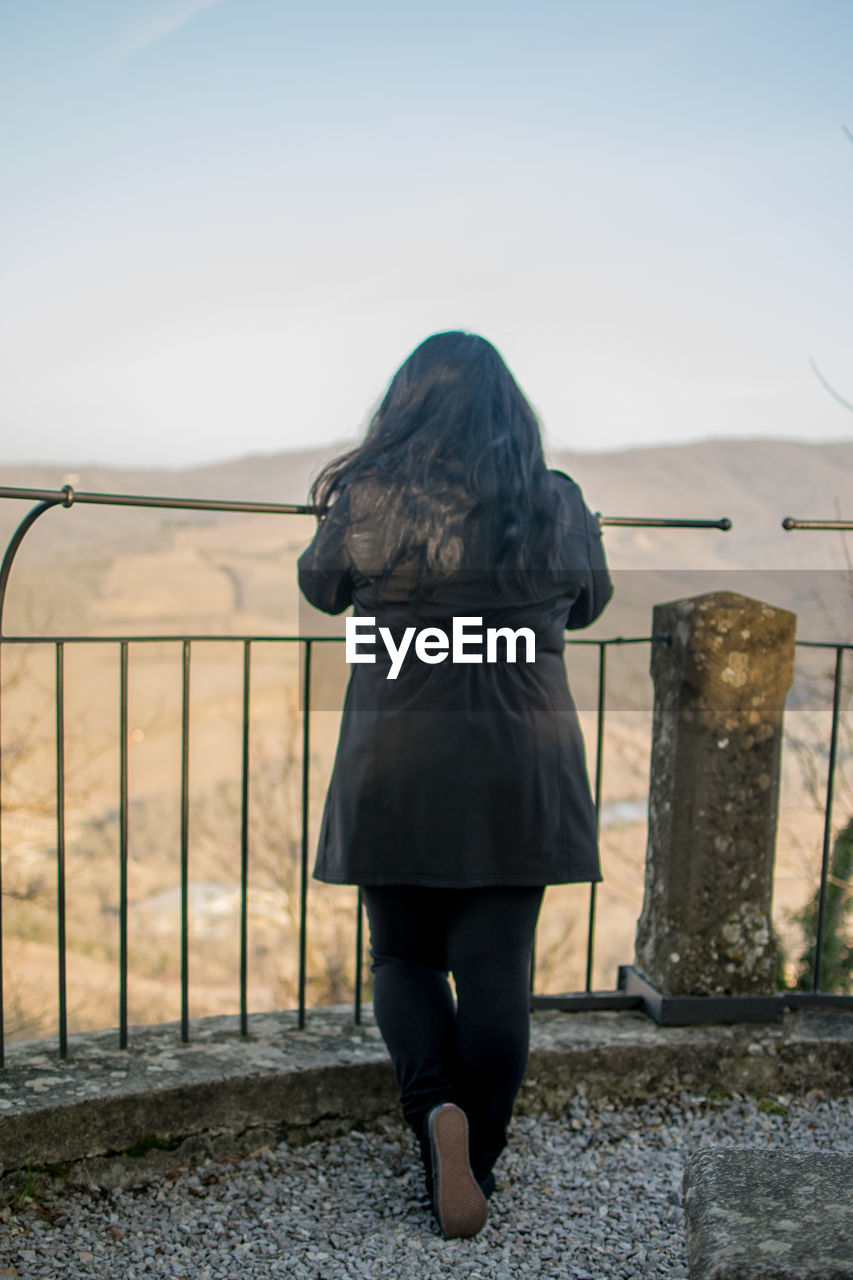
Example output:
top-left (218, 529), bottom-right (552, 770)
top-left (361, 884), bottom-right (544, 1183)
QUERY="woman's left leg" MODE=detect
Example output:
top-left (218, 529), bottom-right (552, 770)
top-left (361, 886), bottom-right (458, 1146)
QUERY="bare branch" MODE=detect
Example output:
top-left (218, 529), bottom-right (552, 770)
top-left (809, 357), bottom-right (853, 415)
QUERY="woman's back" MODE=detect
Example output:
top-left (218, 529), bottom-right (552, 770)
top-left (299, 468), bottom-right (611, 888)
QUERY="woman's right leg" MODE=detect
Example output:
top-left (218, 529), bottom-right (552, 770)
top-left (447, 886), bottom-right (544, 1185)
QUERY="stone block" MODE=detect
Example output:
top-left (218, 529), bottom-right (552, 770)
top-left (684, 1148), bottom-right (853, 1279)
top-left (636, 592), bottom-right (796, 996)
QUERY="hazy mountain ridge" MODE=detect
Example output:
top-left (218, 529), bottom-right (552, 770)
top-left (557, 437), bottom-right (853, 521)
top-left (2, 436), bottom-right (850, 573)
top-left (554, 437), bottom-right (853, 577)
top-left (4, 435), bottom-right (851, 506)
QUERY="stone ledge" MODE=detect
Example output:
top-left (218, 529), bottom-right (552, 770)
top-left (683, 1149), bottom-right (853, 1279)
top-left (0, 1006), bottom-right (851, 1181)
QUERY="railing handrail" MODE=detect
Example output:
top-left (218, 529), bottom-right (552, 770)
top-left (0, 484), bottom-right (317, 516)
top-left (0, 482), bottom-right (733, 638)
top-left (0, 484), bottom-right (734, 530)
top-left (782, 517), bottom-right (853, 531)
top-left (0, 632), bottom-right (667, 645)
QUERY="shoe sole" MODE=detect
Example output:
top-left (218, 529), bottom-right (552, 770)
top-left (428, 1104), bottom-right (488, 1239)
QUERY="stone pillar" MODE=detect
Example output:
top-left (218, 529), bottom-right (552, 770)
top-left (634, 591), bottom-right (796, 997)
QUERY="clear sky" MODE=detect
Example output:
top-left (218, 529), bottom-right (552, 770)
top-left (2, 0), bottom-right (853, 467)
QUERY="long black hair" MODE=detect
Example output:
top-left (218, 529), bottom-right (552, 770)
top-left (310, 331), bottom-right (565, 584)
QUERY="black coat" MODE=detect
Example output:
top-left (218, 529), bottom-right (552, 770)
top-left (297, 470), bottom-right (613, 887)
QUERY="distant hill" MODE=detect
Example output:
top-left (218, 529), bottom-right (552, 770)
top-left (1, 438), bottom-right (851, 646)
top-left (0, 445), bottom-right (333, 558)
top-left (2, 436), bottom-right (850, 565)
top-left (554, 437), bottom-right (853, 571)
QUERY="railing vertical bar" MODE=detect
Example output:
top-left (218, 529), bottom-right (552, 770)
top-left (813, 645), bottom-right (844, 993)
top-left (585, 641), bottom-right (607, 993)
top-left (180, 640), bottom-right (191, 1041)
top-left (240, 640), bottom-right (251, 1036)
top-left (56, 642), bottom-right (68, 1058)
top-left (0, 642), bottom-right (5, 1068)
top-left (354, 888), bottom-right (363, 1024)
top-left (298, 639), bottom-right (312, 1030)
top-left (119, 642), bottom-right (129, 1048)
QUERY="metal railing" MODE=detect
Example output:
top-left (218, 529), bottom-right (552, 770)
top-left (0, 622), bottom-right (662, 1063)
top-left (0, 485), bottom-right (849, 1061)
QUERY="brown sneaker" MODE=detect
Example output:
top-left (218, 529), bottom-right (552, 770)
top-left (426, 1103), bottom-right (488, 1239)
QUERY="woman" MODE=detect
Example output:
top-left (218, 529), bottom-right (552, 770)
top-left (297, 331), bottom-right (612, 1238)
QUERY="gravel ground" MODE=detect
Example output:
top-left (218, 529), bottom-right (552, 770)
top-left (2, 1089), bottom-right (852, 1280)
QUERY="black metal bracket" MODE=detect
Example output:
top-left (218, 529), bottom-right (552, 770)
top-left (617, 965), bottom-right (785, 1025)
top-left (531, 967), bottom-right (853, 1025)
top-left (0, 497), bottom-right (68, 637)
